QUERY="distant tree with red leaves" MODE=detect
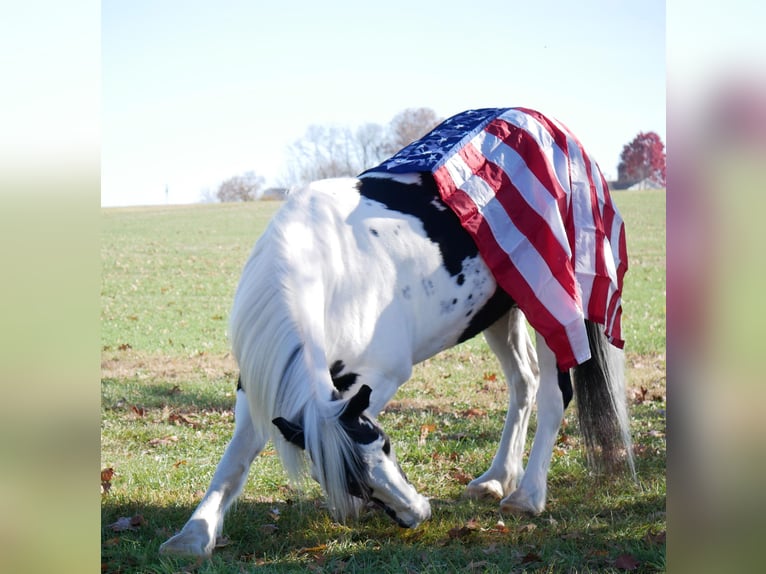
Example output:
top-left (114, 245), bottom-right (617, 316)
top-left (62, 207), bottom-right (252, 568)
top-left (617, 131), bottom-right (666, 189)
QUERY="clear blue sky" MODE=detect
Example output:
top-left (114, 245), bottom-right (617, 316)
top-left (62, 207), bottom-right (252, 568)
top-left (102, 0), bottom-right (666, 206)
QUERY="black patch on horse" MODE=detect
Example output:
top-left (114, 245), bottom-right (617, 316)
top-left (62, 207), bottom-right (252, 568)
top-left (357, 174), bottom-right (477, 278)
top-left (457, 290), bottom-right (515, 344)
top-left (330, 359), bottom-right (359, 393)
top-left (358, 173), bottom-right (515, 343)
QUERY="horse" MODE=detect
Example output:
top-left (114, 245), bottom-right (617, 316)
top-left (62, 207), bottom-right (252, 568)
top-left (160, 110), bottom-right (634, 558)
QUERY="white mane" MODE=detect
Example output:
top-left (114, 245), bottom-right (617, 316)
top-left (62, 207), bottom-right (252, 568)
top-left (228, 181), bottom-right (367, 520)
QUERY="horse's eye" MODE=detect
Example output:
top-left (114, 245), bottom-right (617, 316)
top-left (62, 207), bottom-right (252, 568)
top-left (382, 436), bottom-right (391, 455)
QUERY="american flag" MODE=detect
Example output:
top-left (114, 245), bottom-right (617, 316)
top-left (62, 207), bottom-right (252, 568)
top-left (365, 108), bottom-right (627, 370)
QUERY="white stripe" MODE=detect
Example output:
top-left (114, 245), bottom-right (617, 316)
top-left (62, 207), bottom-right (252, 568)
top-left (497, 109), bottom-right (572, 196)
top-left (566, 138), bottom-right (597, 311)
top-left (441, 152), bottom-right (495, 208)
top-left (470, 132), bottom-right (573, 261)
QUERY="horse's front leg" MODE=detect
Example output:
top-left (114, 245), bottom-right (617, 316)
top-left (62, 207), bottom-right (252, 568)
top-left (465, 307), bottom-right (539, 500)
top-left (500, 332), bottom-right (564, 515)
top-left (160, 387), bottom-right (266, 557)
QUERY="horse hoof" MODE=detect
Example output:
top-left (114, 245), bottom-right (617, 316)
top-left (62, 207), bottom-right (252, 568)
top-left (159, 533), bottom-right (213, 558)
top-left (465, 479), bottom-right (504, 501)
top-left (499, 491), bottom-right (543, 516)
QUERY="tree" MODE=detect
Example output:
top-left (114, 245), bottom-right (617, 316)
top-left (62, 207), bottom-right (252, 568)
top-left (617, 132), bottom-right (666, 188)
top-left (386, 107), bottom-right (442, 153)
top-left (284, 125), bottom-right (361, 184)
top-left (216, 171), bottom-right (264, 202)
top-left (282, 107), bottom-right (443, 187)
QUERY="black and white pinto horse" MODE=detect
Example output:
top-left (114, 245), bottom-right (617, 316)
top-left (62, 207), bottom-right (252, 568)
top-left (160, 172), bottom-right (634, 557)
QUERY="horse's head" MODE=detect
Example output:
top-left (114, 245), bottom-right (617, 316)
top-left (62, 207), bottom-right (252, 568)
top-left (273, 384), bottom-right (431, 528)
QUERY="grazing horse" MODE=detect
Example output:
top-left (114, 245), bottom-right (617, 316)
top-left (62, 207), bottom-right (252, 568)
top-left (161, 110), bottom-right (634, 558)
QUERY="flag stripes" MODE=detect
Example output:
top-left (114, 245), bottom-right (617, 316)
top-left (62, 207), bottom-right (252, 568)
top-left (365, 108), bottom-right (627, 369)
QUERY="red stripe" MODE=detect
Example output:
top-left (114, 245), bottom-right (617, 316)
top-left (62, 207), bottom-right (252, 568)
top-left (435, 164), bottom-right (579, 369)
top-left (512, 107), bottom-right (570, 154)
top-left (498, 111), bottom-right (578, 258)
top-left (484, 119), bottom-right (569, 215)
top-left (455, 138), bottom-right (578, 299)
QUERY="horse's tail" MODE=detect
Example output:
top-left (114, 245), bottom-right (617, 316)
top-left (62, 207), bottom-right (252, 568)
top-left (572, 320), bottom-right (636, 479)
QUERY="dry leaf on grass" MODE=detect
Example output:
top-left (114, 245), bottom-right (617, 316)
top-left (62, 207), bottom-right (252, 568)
top-left (148, 435), bottom-right (178, 447)
top-left (108, 514), bottom-right (145, 532)
top-left (520, 551), bottom-right (542, 564)
top-left (614, 553), bottom-right (640, 570)
top-left (418, 424), bottom-right (436, 446)
top-left (101, 467), bottom-right (115, 495)
top-left (645, 529), bottom-right (666, 545)
top-left (448, 518), bottom-right (481, 539)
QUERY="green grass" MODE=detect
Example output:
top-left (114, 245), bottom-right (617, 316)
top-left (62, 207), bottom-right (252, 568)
top-left (101, 190), bottom-right (666, 573)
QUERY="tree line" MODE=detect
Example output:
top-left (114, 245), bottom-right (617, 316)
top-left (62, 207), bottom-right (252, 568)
top-left (214, 108), bottom-right (441, 202)
top-left (213, 109), bottom-right (665, 202)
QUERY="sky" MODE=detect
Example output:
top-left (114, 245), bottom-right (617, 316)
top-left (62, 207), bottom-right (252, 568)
top-left (101, 0), bottom-right (666, 207)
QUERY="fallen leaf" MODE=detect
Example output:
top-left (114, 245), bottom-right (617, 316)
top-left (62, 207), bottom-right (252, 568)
top-left (118, 343), bottom-right (132, 351)
top-left (299, 544), bottom-right (328, 555)
top-left (169, 412), bottom-right (200, 428)
top-left (633, 386), bottom-right (648, 404)
top-left (614, 553), bottom-right (640, 570)
top-left (520, 551), bottom-right (542, 564)
top-left (172, 459), bottom-right (187, 468)
top-left (460, 408), bottom-right (486, 418)
top-left (645, 529), bottom-right (666, 545)
top-left (518, 523), bottom-right (537, 534)
top-left (489, 520), bottom-right (509, 534)
top-left (450, 470), bottom-right (472, 485)
top-left (215, 536), bottom-right (231, 548)
top-left (557, 433), bottom-right (573, 446)
top-left (483, 372), bottom-right (497, 382)
top-left (448, 519), bottom-right (481, 539)
top-left (131, 405), bottom-right (145, 417)
top-left (101, 467), bottom-right (115, 495)
top-left (418, 424), bottom-right (436, 446)
top-left (561, 531), bottom-right (583, 540)
top-left (148, 435), bottom-right (178, 447)
top-left (108, 515), bottom-right (144, 532)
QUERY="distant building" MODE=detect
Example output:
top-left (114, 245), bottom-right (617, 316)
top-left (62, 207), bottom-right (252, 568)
top-left (259, 187), bottom-right (288, 201)
top-left (608, 178), bottom-right (664, 191)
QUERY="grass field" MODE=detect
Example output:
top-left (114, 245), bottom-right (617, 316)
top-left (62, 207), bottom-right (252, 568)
top-left (101, 190), bottom-right (666, 573)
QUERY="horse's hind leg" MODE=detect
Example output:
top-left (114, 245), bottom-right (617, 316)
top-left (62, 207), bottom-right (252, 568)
top-left (160, 386), bottom-right (266, 557)
top-left (466, 307), bottom-right (539, 500)
top-left (500, 332), bottom-right (563, 515)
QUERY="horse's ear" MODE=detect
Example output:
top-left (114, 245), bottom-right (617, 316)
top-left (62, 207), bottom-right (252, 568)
top-left (341, 384), bottom-right (372, 421)
top-left (273, 417), bottom-right (305, 450)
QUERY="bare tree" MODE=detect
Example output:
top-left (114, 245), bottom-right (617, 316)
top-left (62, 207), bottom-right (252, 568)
top-left (386, 107), bottom-right (441, 153)
top-left (282, 107), bottom-right (442, 187)
top-left (354, 122), bottom-right (389, 170)
top-left (216, 171), bottom-right (264, 202)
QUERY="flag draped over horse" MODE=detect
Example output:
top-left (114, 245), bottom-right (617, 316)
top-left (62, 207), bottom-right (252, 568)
top-left (364, 107), bottom-right (627, 370)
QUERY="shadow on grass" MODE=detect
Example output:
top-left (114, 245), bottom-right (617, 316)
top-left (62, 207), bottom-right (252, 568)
top-left (101, 377), bottom-right (237, 413)
top-left (102, 481), bottom-right (665, 573)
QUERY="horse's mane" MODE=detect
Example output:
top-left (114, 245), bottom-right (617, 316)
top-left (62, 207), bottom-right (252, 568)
top-left (228, 185), bottom-right (365, 521)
